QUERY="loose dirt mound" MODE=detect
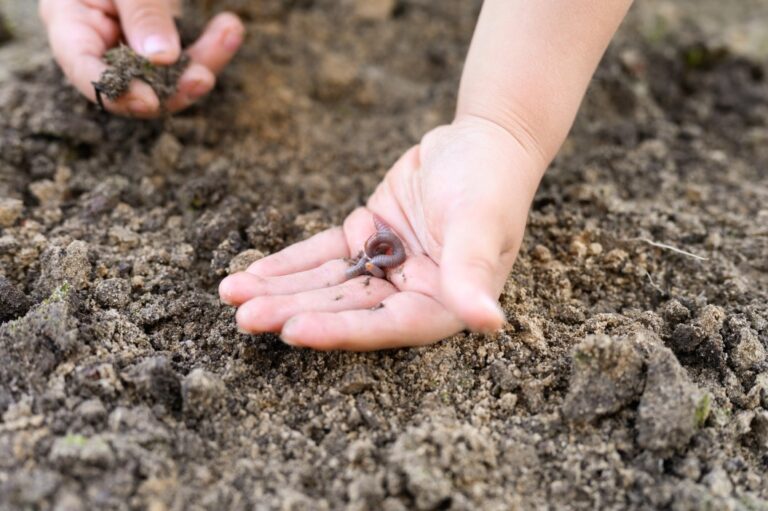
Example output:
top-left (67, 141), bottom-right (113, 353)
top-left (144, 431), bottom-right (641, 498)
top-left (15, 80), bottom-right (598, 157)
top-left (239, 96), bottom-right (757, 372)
top-left (1, 1), bottom-right (767, 509)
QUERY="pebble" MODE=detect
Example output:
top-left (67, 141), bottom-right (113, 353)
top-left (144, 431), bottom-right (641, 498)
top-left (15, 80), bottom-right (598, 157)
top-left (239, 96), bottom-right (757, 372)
top-left (353, 0), bottom-right (396, 20)
top-left (76, 399), bottom-right (107, 424)
top-left (228, 248), bottom-right (265, 274)
top-left (730, 326), bottom-right (765, 372)
top-left (339, 364), bottom-right (377, 395)
top-left (150, 132), bottom-right (182, 173)
top-left (530, 244), bottom-right (552, 262)
top-left (315, 53), bottom-right (358, 101)
top-left (0, 276), bottom-right (30, 322)
top-left (0, 197), bottom-right (23, 227)
top-left (637, 346), bottom-right (710, 453)
top-left (562, 334), bottom-right (644, 423)
top-left (94, 278), bottom-right (131, 309)
top-left (182, 368), bottom-right (226, 418)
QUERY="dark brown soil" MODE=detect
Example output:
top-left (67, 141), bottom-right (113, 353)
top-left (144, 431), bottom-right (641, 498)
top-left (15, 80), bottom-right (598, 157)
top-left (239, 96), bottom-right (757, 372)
top-left (93, 44), bottom-right (190, 105)
top-left (1, 1), bottom-right (767, 510)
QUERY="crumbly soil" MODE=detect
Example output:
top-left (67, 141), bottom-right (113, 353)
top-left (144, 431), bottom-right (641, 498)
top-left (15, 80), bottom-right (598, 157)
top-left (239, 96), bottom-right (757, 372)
top-left (93, 44), bottom-right (190, 104)
top-left (1, 1), bottom-right (767, 510)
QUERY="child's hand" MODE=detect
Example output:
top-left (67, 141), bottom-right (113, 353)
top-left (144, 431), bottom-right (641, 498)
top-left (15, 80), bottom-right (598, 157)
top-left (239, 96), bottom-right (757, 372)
top-left (39, 0), bottom-right (244, 117)
top-left (218, 116), bottom-right (544, 350)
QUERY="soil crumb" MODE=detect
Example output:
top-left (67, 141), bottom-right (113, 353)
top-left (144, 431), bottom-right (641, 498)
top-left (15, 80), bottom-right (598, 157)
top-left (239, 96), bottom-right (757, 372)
top-left (92, 44), bottom-right (190, 106)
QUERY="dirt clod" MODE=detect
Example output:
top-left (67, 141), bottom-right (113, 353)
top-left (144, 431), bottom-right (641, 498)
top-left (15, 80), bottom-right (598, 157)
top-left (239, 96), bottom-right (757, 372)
top-left (93, 44), bottom-right (190, 107)
top-left (562, 333), bottom-right (645, 423)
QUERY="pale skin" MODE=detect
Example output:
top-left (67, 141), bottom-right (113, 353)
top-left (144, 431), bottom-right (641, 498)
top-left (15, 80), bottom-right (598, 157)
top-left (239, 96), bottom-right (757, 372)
top-left (41, 0), bottom-right (634, 350)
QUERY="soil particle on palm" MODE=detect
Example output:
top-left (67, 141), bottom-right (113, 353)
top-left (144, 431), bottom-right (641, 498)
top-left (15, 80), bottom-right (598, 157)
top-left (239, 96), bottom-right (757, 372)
top-left (1, 1), bottom-right (768, 509)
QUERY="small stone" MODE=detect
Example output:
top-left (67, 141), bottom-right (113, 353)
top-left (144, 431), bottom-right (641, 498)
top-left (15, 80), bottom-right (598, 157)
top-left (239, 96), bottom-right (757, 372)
top-left (151, 132), bottom-right (183, 172)
top-left (489, 360), bottom-right (519, 394)
top-left (108, 226), bottom-right (140, 249)
top-left (637, 346), bottom-right (710, 454)
top-left (588, 242), bottom-right (603, 256)
top-left (36, 240), bottom-right (91, 295)
top-left (749, 411), bottom-right (768, 448)
top-left (730, 326), bottom-right (765, 373)
top-left (619, 48), bottom-right (647, 76)
top-left (603, 248), bottom-right (628, 269)
top-left (668, 304), bottom-right (725, 354)
top-left (353, 0), bottom-right (396, 20)
top-left (0, 197), bottom-right (23, 227)
top-left (0, 277), bottom-right (30, 323)
top-left (76, 398), bottom-right (107, 424)
top-left (498, 392), bottom-right (518, 413)
top-left (171, 243), bottom-right (196, 269)
top-left (228, 248), bottom-right (265, 273)
top-left (340, 364), bottom-right (377, 395)
top-left (530, 244), bottom-right (552, 263)
top-left (702, 467), bottom-right (733, 498)
top-left (562, 334), bottom-right (644, 423)
top-left (569, 239), bottom-right (587, 258)
top-left (94, 278), bottom-right (131, 309)
top-left (49, 434), bottom-right (114, 470)
top-left (52, 491), bottom-right (85, 511)
top-left (122, 357), bottom-right (182, 411)
top-left (661, 299), bottom-right (691, 326)
top-left (29, 180), bottom-right (61, 206)
top-left (315, 53), bottom-right (358, 101)
top-left (182, 368), bottom-right (226, 418)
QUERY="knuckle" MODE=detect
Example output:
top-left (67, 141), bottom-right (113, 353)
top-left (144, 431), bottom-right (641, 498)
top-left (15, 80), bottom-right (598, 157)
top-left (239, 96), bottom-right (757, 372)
top-left (462, 255), bottom-right (497, 276)
top-left (125, 2), bottom-right (166, 26)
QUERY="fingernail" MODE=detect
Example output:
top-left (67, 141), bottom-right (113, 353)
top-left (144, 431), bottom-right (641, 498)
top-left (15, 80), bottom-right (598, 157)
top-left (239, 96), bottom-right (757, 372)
top-left (482, 294), bottom-right (505, 320)
top-left (223, 29), bottom-right (243, 52)
top-left (237, 325), bottom-right (251, 335)
top-left (143, 35), bottom-right (173, 56)
top-left (128, 99), bottom-right (151, 115)
top-left (280, 320), bottom-right (300, 346)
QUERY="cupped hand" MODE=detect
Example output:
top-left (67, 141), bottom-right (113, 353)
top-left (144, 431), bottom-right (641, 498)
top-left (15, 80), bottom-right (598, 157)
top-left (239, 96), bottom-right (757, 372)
top-left (39, 0), bottom-right (245, 117)
top-left (219, 116), bottom-right (546, 350)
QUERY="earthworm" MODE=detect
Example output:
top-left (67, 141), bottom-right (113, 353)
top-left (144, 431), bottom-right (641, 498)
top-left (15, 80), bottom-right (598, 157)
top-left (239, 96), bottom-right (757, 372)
top-left (344, 215), bottom-right (406, 280)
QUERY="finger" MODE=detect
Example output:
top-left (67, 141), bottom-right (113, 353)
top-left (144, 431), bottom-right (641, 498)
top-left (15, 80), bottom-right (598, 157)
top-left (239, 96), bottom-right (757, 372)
top-left (440, 208), bottom-right (507, 333)
top-left (115, 0), bottom-right (181, 64)
top-left (219, 259), bottom-right (351, 306)
top-left (45, 9), bottom-right (160, 116)
top-left (246, 227), bottom-right (350, 277)
top-left (186, 12), bottom-right (245, 75)
top-left (280, 292), bottom-right (462, 351)
top-left (81, 0), bottom-right (118, 16)
top-left (235, 277), bottom-right (396, 333)
top-left (164, 63), bottom-right (216, 112)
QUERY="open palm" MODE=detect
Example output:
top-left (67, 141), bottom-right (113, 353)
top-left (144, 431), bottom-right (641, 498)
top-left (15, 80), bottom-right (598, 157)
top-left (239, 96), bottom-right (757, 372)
top-left (219, 117), bottom-right (544, 350)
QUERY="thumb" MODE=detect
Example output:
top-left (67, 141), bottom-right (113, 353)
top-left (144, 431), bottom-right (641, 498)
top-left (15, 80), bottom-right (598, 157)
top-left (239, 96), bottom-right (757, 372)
top-left (116, 0), bottom-right (181, 64)
top-left (439, 208), bottom-right (508, 333)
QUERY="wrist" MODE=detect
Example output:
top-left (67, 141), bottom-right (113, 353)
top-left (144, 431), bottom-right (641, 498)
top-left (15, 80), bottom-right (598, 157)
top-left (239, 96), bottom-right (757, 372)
top-left (448, 113), bottom-right (547, 196)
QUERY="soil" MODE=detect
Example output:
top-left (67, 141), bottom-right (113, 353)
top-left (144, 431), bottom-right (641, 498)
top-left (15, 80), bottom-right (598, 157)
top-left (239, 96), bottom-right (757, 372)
top-left (93, 45), bottom-right (190, 107)
top-left (1, 1), bottom-right (767, 510)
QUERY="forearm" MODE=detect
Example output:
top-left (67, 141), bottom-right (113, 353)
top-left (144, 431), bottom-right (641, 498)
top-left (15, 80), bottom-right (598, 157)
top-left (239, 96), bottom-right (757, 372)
top-left (457, 0), bottom-right (633, 167)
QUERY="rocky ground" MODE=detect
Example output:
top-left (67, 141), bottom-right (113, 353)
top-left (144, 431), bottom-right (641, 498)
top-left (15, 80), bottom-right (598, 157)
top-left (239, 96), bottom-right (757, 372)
top-left (1, 1), bottom-right (767, 510)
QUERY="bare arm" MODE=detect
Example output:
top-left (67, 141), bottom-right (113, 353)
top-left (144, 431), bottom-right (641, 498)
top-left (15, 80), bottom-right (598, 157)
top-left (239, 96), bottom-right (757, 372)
top-left (457, 0), bottom-right (634, 167)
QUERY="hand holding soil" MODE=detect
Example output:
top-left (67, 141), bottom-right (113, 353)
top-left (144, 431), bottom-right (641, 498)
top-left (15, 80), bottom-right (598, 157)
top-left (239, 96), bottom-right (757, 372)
top-left (38, 0), bottom-right (244, 117)
top-left (219, 116), bottom-right (539, 350)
